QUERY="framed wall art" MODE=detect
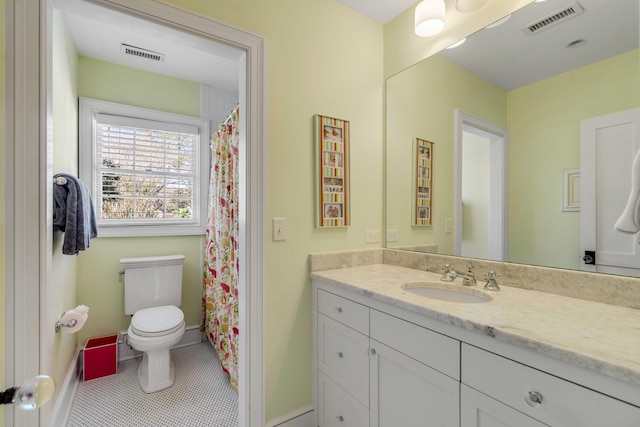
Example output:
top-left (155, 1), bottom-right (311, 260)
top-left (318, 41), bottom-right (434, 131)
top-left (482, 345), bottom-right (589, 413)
top-left (315, 114), bottom-right (350, 227)
top-left (414, 138), bottom-right (433, 226)
top-left (562, 168), bottom-right (580, 212)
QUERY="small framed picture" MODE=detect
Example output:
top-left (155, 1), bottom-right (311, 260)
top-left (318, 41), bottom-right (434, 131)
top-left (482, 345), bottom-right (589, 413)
top-left (414, 138), bottom-right (434, 226)
top-left (562, 169), bottom-right (580, 212)
top-left (315, 114), bottom-right (350, 228)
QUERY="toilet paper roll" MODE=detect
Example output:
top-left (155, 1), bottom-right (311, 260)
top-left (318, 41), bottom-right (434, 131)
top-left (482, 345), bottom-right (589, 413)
top-left (60, 305), bottom-right (89, 334)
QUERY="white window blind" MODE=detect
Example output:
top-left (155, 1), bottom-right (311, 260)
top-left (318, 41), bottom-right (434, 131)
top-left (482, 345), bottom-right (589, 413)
top-left (80, 98), bottom-right (209, 237)
top-left (95, 113), bottom-right (199, 222)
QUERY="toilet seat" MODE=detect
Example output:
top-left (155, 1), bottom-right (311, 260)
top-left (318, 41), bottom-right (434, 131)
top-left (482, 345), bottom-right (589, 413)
top-left (131, 305), bottom-right (184, 337)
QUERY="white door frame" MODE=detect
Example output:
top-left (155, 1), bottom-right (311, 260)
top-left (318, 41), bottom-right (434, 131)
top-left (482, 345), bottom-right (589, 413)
top-left (454, 109), bottom-right (509, 261)
top-left (5, 1), bottom-right (265, 426)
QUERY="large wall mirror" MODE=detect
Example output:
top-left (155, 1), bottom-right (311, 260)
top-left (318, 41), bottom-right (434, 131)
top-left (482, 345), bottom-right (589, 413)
top-left (386, 0), bottom-right (639, 276)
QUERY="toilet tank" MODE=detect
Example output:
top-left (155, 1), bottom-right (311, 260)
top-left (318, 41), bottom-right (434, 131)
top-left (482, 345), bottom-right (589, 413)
top-left (120, 255), bottom-right (185, 315)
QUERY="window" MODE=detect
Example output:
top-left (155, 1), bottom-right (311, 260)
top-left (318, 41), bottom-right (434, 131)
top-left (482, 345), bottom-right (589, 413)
top-left (79, 98), bottom-right (209, 236)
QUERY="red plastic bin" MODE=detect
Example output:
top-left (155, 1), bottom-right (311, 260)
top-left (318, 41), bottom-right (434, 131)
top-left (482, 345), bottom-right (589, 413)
top-left (83, 334), bottom-right (119, 381)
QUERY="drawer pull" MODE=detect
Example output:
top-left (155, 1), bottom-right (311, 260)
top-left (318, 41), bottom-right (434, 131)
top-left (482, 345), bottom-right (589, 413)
top-left (337, 352), bottom-right (344, 358)
top-left (336, 307), bottom-right (343, 313)
top-left (337, 415), bottom-right (344, 422)
top-left (525, 391), bottom-right (543, 408)
top-left (370, 348), bottom-right (377, 356)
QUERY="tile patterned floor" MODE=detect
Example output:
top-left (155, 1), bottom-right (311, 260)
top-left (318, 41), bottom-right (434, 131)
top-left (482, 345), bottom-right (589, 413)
top-left (67, 342), bottom-right (238, 426)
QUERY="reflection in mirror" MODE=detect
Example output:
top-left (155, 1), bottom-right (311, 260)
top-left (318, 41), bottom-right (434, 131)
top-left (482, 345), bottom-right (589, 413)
top-left (386, 0), bottom-right (639, 276)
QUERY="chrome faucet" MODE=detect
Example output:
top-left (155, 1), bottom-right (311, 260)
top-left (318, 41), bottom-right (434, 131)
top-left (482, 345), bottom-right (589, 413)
top-left (440, 264), bottom-right (457, 282)
top-left (456, 264), bottom-right (477, 286)
top-left (484, 270), bottom-right (501, 291)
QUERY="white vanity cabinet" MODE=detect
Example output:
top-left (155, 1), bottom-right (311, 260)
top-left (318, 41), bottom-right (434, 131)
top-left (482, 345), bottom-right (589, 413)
top-left (315, 288), bottom-right (460, 427)
top-left (313, 280), bottom-right (640, 427)
top-left (461, 344), bottom-right (640, 427)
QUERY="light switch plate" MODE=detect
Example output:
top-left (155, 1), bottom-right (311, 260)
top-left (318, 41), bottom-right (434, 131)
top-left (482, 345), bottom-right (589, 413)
top-left (273, 218), bottom-right (287, 241)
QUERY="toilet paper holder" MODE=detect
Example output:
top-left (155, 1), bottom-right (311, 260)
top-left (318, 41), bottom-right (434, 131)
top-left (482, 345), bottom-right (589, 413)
top-left (54, 305), bottom-right (89, 333)
top-left (55, 315), bottom-right (77, 333)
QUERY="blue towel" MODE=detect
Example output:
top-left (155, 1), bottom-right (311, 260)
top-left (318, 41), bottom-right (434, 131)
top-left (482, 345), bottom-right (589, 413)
top-left (53, 173), bottom-right (98, 255)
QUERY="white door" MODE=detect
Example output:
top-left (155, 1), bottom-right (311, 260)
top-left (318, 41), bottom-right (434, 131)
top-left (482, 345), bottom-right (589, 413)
top-left (455, 110), bottom-right (509, 261)
top-left (369, 340), bottom-right (459, 427)
top-left (580, 108), bottom-right (640, 276)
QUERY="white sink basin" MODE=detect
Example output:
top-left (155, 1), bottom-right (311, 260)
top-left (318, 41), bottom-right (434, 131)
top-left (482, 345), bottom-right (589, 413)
top-left (401, 282), bottom-right (492, 303)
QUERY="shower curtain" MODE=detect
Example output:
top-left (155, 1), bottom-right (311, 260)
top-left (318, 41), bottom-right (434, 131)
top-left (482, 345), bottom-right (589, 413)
top-left (202, 106), bottom-right (240, 391)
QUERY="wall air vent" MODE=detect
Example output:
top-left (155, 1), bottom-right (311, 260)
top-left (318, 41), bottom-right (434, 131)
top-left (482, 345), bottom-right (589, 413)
top-left (522, 2), bottom-right (585, 35)
top-left (120, 44), bottom-right (165, 62)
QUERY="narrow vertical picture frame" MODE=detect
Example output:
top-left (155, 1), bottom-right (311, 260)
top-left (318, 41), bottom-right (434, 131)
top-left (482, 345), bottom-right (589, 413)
top-left (315, 114), bottom-right (350, 228)
top-left (562, 168), bottom-right (580, 212)
top-left (414, 138), bottom-right (433, 226)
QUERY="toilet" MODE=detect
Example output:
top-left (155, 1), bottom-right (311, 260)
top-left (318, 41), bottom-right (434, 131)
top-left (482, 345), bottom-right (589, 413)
top-left (120, 254), bottom-right (186, 393)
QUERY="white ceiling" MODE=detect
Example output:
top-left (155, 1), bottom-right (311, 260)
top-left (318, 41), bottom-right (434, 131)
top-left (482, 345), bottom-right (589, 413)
top-left (53, 0), bottom-right (242, 90)
top-left (334, 0), bottom-right (417, 24)
top-left (54, 0), bottom-right (638, 92)
top-left (438, 0), bottom-right (639, 89)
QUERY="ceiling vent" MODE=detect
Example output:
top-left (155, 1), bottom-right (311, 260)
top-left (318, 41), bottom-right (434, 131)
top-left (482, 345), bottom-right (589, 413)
top-left (522, 2), bottom-right (585, 35)
top-left (120, 44), bottom-right (165, 62)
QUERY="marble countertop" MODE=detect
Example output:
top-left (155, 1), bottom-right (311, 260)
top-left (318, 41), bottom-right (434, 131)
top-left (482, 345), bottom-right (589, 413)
top-left (311, 264), bottom-right (640, 387)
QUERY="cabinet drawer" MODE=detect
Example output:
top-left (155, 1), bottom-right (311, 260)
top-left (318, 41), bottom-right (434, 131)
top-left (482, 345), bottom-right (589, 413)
top-left (318, 313), bottom-right (370, 406)
top-left (318, 289), bottom-right (369, 334)
top-left (370, 310), bottom-right (460, 380)
top-left (461, 384), bottom-right (547, 427)
top-left (462, 344), bottom-right (640, 427)
top-left (318, 371), bottom-right (369, 427)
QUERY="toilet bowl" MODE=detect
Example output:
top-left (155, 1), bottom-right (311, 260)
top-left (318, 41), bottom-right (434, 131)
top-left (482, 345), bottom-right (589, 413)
top-left (127, 305), bottom-right (185, 393)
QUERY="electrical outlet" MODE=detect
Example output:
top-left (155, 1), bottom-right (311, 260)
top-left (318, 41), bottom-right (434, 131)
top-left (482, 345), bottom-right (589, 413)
top-left (445, 218), bottom-right (453, 234)
top-left (272, 218), bottom-right (287, 241)
top-left (386, 229), bottom-right (399, 242)
top-left (365, 230), bottom-right (381, 244)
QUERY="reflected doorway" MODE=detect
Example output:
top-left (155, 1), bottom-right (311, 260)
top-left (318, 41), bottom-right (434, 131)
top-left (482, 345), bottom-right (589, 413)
top-left (454, 110), bottom-right (509, 261)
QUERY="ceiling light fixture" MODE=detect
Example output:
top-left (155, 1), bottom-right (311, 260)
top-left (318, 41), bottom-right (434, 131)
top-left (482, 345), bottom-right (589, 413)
top-left (455, 0), bottom-right (489, 13)
top-left (486, 14), bottom-right (511, 29)
top-left (415, 0), bottom-right (446, 37)
top-left (446, 38), bottom-right (467, 49)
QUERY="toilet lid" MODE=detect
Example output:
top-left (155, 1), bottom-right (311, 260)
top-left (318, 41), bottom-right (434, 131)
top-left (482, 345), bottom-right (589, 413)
top-left (131, 305), bottom-right (184, 337)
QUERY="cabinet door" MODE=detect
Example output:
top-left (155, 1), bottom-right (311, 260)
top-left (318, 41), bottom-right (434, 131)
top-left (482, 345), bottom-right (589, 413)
top-left (370, 340), bottom-right (459, 427)
top-left (461, 385), bottom-right (548, 427)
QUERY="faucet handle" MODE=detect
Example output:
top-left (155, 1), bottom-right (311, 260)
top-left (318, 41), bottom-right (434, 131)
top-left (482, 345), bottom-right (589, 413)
top-left (484, 270), bottom-right (501, 291)
top-left (440, 264), bottom-right (456, 282)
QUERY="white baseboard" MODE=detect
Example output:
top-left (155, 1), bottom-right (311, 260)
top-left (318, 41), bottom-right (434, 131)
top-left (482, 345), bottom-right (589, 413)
top-left (265, 405), bottom-right (314, 427)
top-left (117, 324), bottom-right (204, 361)
top-left (50, 347), bottom-right (82, 427)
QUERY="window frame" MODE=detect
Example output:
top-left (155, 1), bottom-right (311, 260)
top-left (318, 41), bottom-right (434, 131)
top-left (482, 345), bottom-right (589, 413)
top-left (79, 97), bottom-right (210, 237)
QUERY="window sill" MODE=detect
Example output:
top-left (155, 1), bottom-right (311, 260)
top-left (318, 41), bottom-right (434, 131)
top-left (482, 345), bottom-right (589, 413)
top-left (96, 224), bottom-right (206, 238)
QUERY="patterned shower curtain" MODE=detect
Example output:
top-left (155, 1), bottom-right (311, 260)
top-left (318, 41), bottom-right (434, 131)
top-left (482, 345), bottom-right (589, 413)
top-left (202, 106), bottom-right (240, 391)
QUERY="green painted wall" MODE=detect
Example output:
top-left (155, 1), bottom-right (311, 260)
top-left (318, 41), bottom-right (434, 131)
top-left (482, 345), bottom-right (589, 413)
top-left (160, 0), bottom-right (385, 420)
top-left (51, 9), bottom-right (80, 407)
top-left (508, 49), bottom-right (640, 269)
top-left (75, 57), bottom-right (204, 344)
top-left (386, 54), bottom-right (506, 254)
top-left (76, 57), bottom-right (201, 117)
